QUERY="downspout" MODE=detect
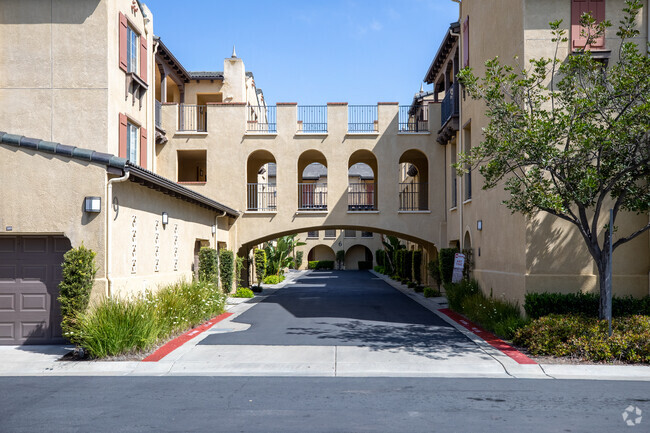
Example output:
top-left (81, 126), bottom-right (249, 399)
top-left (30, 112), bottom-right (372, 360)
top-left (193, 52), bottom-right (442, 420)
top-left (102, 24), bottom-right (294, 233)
top-left (106, 170), bottom-right (131, 297)
top-left (214, 210), bottom-right (225, 248)
top-left (449, 25), bottom-right (463, 249)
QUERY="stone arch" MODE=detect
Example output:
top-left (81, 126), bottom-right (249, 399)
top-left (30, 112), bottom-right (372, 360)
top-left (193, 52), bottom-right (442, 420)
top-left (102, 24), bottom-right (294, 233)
top-left (348, 149), bottom-right (378, 211)
top-left (307, 244), bottom-right (335, 262)
top-left (246, 149), bottom-right (277, 211)
top-left (344, 244), bottom-right (373, 270)
top-left (398, 149), bottom-right (429, 211)
top-left (298, 149), bottom-right (328, 210)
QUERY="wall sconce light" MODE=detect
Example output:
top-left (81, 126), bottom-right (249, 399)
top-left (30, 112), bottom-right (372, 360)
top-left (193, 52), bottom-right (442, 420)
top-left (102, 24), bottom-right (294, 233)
top-left (162, 212), bottom-right (169, 225)
top-left (477, 220), bottom-right (483, 231)
top-left (84, 196), bottom-right (101, 213)
top-left (211, 225), bottom-right (216, 234)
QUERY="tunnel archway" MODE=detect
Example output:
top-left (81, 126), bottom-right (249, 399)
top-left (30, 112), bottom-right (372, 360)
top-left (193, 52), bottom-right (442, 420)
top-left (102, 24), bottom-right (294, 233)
top-left (344, 245), bottom-right (373, 270)
top-left (246, 149), bottom-right (277, 211)
top-left (307, 244), bottom-right (336, 262)
top-left (398, 149), bottom-right (429, 211)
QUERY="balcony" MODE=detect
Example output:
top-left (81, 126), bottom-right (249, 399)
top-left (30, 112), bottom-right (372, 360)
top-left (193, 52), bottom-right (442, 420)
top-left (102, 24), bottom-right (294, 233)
top-left (297, 105), bottom-right (327, 133)
top-left (178, 104), bottom-right (207, 132)
top-left (399, 105), bottom-right (428, 132)
top-left (247, 183), bottom-right (277, 211)
top-left (437, 81), bottom-right (459, 144)
top-left (298, 183), bottom-right (327, 210)
top-left (348, 183), bottom-right (377, 211)
top-left (399, 182), bottom-right (428, 211)
top-left (247, 105), bottom-right (277, 133)
top-left (348, 105), bottom-right (378, 133)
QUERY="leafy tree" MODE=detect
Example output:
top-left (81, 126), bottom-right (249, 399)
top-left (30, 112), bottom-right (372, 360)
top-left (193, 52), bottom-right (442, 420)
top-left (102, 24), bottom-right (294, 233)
top-left (456, 0), bottom-right (650, 319)
top-left (253, 248), bottom-right (267, 286)
top-left (264, 234), bottom-right (306, 276)
top-left (218, 249), bottom-right (234, 293)
top-left (381, 235), bottom-right (405, 275)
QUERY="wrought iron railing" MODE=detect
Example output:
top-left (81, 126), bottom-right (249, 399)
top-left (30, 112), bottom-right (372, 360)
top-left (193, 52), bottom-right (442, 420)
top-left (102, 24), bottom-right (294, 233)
top-left (348, 105), bottom-right (378, 132)
top-left (399, 182), bottom-right (428, 211)
top-left (247, 183), bottom-right (277, 211)
top-left (440, 81), bottom-right (459, 128)
top-left (178, 104), bottom-right (207, 132)
top-left (298, 183), bottom-right (327, 210)
top-left (247, 105), bottom-right (277, 133)
top-left (348, 183), bottom-right (376, 211)
top-left (297, 105), bottom-right (327, 133)
top-left (155, 99), bottom-right (162, 129)
top-left (399, 105), bottom-right (428, 132)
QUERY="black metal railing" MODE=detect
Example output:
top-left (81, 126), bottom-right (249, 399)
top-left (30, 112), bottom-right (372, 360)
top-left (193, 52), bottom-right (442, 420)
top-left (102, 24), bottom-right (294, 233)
top-left (155, 100), bottom-right (162, 129)
top-left (298, 183), bottom-right (327, 210)
top-left (399, 105), bottom-right (429, 132)
top-left (247, 183), bottom-right (277, 211)
top-left (399, 182), bottom-right (428, 211)
top-left (348, 105), bottom-right (378, 132)
top-left (178, 104), bottom-right (207, 132)
top-left (247, 105), bottom-right (277, 133)
top-left (297, 105), bottom-right (327, 133)
top-left (348, 183), bottom-right (376, 211)
top-left (440, 81), bottom-right (459, 127)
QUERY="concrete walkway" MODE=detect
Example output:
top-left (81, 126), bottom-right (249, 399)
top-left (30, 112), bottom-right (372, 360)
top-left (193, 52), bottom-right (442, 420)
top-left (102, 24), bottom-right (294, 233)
top-left (0, 270), bottom-right (648, 380)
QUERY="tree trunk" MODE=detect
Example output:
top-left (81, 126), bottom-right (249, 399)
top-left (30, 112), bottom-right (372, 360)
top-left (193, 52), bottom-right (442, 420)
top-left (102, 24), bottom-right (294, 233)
top-left (597, 253), bottom-right (612, 320)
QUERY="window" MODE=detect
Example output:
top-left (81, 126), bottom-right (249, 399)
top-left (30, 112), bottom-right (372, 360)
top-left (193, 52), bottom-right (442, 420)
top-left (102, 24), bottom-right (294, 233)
top-left (127, 26), bottom-right (138, 73)
top-left (127, 121), bottom-right (138, 163)
top-left (464, 125), bottom-right (472, 201)
top-left (571, 0), bottom-right (606, 50)
top-left (344, 230), bottom-right (356, 238)
top-left (307, 231), bottom-right (319, 238)
top-left (361, 231), bottom-right (373, 238)
top-left (324, 229), bottom-right (336, 238)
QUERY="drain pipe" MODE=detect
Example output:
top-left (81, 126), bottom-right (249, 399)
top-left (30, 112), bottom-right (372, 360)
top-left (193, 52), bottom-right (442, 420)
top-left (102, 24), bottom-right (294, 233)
top-left (214, 210), bottom-right (225, 248)
top-left (106, 170), bottom-right (131, 297)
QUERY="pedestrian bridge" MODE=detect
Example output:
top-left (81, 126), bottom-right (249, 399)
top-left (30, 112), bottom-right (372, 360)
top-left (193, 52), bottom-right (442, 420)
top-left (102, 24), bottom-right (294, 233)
top-left (155, 102), bottom-right (447, 256)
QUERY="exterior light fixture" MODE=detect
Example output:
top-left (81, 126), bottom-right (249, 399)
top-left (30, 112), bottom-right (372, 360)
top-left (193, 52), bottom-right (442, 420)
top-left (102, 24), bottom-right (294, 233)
top-left (84, 196), bottom-right (101, 213)
top-left (477, 220), bottom-right (483, 231)
top-left (211, 225), bottom-right (216, 234)
top-left (162, 212), bottom-right (169, 225)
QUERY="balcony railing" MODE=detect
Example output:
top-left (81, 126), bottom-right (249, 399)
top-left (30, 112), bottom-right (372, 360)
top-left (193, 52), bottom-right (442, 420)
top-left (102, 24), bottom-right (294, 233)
top-left (348, 183), bottom-right (376, 211)
top-left (247, 105), bottom-right (277, 133)
top-left (297, 105), bottom-right (327, 133)
top-left (178, 104), bottom-right (207, 132)
top-left (399, 105), bottom-right (428, 132)
top-left (440, 81), bottom-right (459, 128)
top-left (298, 183), bottom-right (327, 210)
top-left (247, 183), bottom-right (277, 211)
top-left (399, 182), bottom-right (428, 211)
top-left (348, 105), bottom-right (378, 132)
top-left (155, 99), bottom-right (162, 129)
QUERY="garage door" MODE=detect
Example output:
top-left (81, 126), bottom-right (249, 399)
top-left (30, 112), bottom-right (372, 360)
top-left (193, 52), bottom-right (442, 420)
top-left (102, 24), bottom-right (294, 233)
top-left (0, 236), bottom-right (71, 345)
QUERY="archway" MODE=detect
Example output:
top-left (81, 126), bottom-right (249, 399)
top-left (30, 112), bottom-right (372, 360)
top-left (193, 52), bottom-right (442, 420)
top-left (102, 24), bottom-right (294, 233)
top-left (247, 149), bottom-right (277, 211)
top-left (298, 149), bottom-right (328, 210)
top-left (398, 149), bottom-right (429, 211)
top-left (464, 231), bottom-right (472, 250)
top-left (344, 245), bottom-right (373, 270)
top-left (348, 150), bottom-right (378, 211)
top-left (307, 244), bottom-right (335, 262)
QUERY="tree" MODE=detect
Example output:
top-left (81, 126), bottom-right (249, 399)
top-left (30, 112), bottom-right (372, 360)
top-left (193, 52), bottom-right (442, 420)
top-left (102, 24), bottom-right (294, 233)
top-left (264, 234), bottom-right (306, 276)
top-left (381, 235), bottom-right (405, 275)
top-left (254, 248), bottom-right (267, 286)
top-left (456, 0), bottom-right (650, 319)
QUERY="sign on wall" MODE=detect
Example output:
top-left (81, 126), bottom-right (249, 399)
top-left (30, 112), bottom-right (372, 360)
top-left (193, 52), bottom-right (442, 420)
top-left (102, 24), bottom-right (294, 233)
top-left (451, 252), bottom-right (465, 283)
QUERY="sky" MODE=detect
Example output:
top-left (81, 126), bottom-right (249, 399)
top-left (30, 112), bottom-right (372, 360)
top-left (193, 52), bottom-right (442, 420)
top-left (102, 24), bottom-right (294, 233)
top-left (145, 0), bottom-right (459, 105)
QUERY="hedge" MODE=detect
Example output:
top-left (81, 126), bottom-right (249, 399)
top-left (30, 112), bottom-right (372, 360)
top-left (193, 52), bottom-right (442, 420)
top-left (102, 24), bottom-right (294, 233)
top-left (198, 247), bottom-right (218, 283)
top-left (412, 250), bottom-right (422, 284)
top-left (263, 274), bottom-right (285, 285)
top-left (525, 292), bottom-right (650, 319)
top-left (308, 260), bottom-right (334, 270)
top-left (404, 250), bottom-right (413, 281)
top-left (438, 248), bottom-right (457, 284)
top-left (218, 249), bottom-right (234, 293)
top-left (253, 248), bottom-right (267, 285)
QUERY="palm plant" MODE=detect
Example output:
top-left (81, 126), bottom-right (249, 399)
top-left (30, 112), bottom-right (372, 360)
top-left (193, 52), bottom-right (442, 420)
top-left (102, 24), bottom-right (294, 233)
top-left (264, 234), bottom-right (306, 276)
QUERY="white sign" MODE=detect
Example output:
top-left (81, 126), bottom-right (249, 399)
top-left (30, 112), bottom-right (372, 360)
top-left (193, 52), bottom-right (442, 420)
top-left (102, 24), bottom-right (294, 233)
top-left (451, 253), bottom-right (465, 283)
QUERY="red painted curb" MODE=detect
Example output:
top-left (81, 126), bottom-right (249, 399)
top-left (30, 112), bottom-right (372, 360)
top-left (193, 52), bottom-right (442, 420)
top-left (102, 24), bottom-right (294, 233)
top-left (142, 312), bottom-right (233, 362)
top-left (438, 308), bottom-right (537, 365)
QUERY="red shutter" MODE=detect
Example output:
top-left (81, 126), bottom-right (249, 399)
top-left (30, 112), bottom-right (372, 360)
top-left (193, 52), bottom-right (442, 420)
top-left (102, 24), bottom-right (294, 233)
top-left (119, 113), bottom-right (127, 158)
top-left (572, 0), bottom-right (606, 49)
top-left (119, 12), bottom-right (128, 71)
top-left (590, 0), bottom-right (606, 48)
top-left (139, 35), bottom-right (147, 83)
top-left (462, 16), bottom-right (469, 68)
top-left (139, 127), bottom-right (147, 169)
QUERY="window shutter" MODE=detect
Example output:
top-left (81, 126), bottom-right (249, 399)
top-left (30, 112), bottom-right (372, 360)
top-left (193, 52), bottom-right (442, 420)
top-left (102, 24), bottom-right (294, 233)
top-left (139, 127), bottom-right (147, 169)
top-left (119, 13), bottom-right (128, 71)
top-left (462, 16), bottom-right (469, 68)
top-left (590, 0), bottom-right (606, 48)
top-left (139, 35), bottom-right (147, 83)
top-left (572, 0), bottom-right (606, 49)
top-left (119, 113), bottom-right (127, 158)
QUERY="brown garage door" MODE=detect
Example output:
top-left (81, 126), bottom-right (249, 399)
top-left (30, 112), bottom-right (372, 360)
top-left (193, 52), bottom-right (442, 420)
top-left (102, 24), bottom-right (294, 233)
top-left (0, 235), bottom-right (71, 345)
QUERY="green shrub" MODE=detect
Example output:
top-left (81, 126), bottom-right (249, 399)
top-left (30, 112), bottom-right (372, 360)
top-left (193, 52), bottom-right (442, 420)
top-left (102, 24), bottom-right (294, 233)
top-left (233, 287), bottom-right (254, 298)
top-left (407, 281), bottom-right (417, 288)
top-left (253, 248), bottom-right (267, 286)
top-left (295, 251), bottom-right (304, 269)
top-left (525, 292), bottom-right (650, 319)
top-left (308, 260), bottom-right (334, 270)
top-left (412, 250), bottom-right (422, 284)
top-left (514, 314), bottom-right (650, 363)
top-left (461, 293), bottom-right (526, 339)
top-left (358, 261), bottom-right (373, 270)
top-left (423, 286), bottom-right (440, 298)
top-left (218, 249), bottom-right (234, 293)
top-left (391, 275), bottom-right (400, 280)
top-left (76, 280), bottom-right (224, 358)
top-left (286, 256), bottom-right (295, 269)
top-left (376, 250), bottom-right (385, 267)
top-left (404, 250), bottom-right (413, 281)
top-left (235, 255), bottom-right (244, 288)
top-left (414, 285), bottom-right (424, 293)
top-left (428, 259), bottom-right (442, 288)
top-left (263, 274), bottom-right (285, 285)
top-left (444, 279), bottom-right (480, 312)
top-left (374, 265), bottom-right (385, 274)
top-left (462, 248), bottom-right (474, 280)
top-left (395, 250), bottom-right (406, 278)
top-left (336, 250), bottom-right (345, 270)
top-left (198, 247), bottom-right (218, 283)
top-left (58, 244), bottom-right (97, 345)
top-left (438, 248), bottom-right (457, 284)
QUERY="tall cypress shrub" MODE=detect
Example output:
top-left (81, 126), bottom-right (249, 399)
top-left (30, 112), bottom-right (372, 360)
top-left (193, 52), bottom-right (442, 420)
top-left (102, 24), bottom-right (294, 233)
top-left (439, 248), bottom-right (458, 285)
top-left (219, 249), bottom-right (234, 293)
top-left (198, 247), bottom-right (218, 283)
top-left (404, 250), bottom-right (413, 281)
top-left (412, 250), bottom-right (422, 284)
top-left (254, 248), bottom-right (267, 286)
